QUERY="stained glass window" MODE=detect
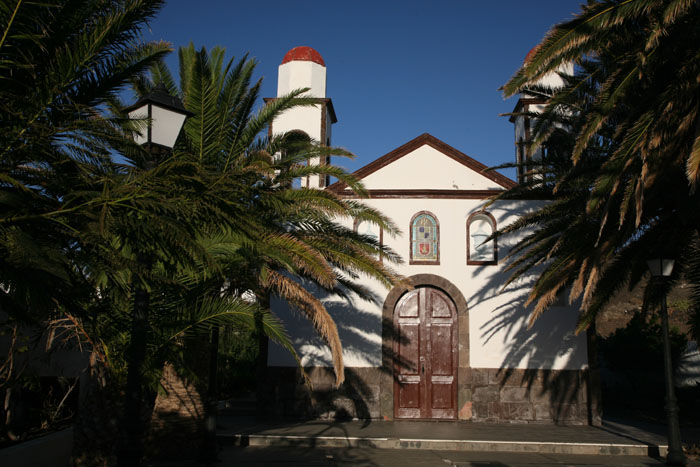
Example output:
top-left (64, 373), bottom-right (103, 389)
top-left (410, 212), bottom-right (439, 264)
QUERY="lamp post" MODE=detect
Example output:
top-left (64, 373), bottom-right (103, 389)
top-left (646, 258), bottom-right (686, 466)
top-left (117, 84), bottom-right (191, 467)
top-left (201, 325), bottom-right (219, 464)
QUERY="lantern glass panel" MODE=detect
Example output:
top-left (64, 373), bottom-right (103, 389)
top-left (646, 258), bottom-right (675, 277)
top-left (151, 104), bottom-right (187, 148)
top-left (128, 105), bottom-right (149, 146)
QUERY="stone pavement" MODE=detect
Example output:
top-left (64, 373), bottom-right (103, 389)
top-left (169, 446), bottom-right (699, 466)
top-left (216, 414), bottom-right (700, 458)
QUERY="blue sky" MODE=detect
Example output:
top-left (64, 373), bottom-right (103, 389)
top-left (143, 0), bottom-right (584, 180)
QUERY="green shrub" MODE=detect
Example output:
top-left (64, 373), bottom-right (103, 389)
top-left (216, 326), bottom-right (259, 399)
top-left (600, 312), bottom-right (690, 421)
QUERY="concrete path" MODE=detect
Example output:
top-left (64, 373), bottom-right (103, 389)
top-left (157, 446), bottom-right (699, 466)
top-left (217, 415), bottom-right (700, 458)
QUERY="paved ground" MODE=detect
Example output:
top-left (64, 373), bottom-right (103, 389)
top-left (155, 446), bottom-right (700, 466)
top-left (147, 415), bottom-right (700, 466)
top-left (3, 413), bottom-right (698, 467)
top-left (218, 416), bottom-right (645, 443)
top-left (216, 415), bottom-right (700, 457)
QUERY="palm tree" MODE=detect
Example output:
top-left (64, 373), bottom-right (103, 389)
top-left (0, 1), bottom-right (179, 461)
top-left (497, 0), bottom-right (700, 330)
top-left (144, 43), bottom-right (404, 386)
top-left (84, 44), bottom-right (405, 465)
top-left (1, 2), bottom-right (403, 461)
top-left (0, 0), bottom-right (171, 323)
top-left (0, 2), bottom-right (276, 464)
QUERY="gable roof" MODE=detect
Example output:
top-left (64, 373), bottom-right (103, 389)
top-left (327, 133), bottom-right (517, 195)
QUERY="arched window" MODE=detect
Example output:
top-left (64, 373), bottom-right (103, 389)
top-left (467, 211), bottom-right (497, 265)
top-left (409, 211), bottom-right (439, 265)
top-left (277, 130), bottom-right (312, 188)
top-left (354, 219), bottom-right (383, 263)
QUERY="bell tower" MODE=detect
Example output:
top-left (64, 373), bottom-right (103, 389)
top-left (268, 46), bottom-right (337, 189)
top-left (510, 45), bottom-right (572, 184)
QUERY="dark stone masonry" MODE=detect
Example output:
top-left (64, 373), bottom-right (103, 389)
top-left (264, 365), bottom-right (592, 425)
top-left (466, 368), bottom-right (590, 424)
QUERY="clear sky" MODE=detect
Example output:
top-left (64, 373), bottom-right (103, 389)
top-left (143, 0), bottom-right (584, 180)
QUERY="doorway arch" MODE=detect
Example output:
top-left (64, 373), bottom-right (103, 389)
top-left (380, 274), bottom-right (470, 420)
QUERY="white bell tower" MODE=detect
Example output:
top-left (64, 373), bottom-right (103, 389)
top-left (510, 45), bottom-right (573, 184)
top-left (268, 46), bottom-right (337, 189)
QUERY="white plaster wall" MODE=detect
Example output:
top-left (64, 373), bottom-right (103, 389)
top-left (273, 106), bottom-right (322, 142)
top-left (526, 62), bottom-right (573, 93)
top-left (269, 277), bottom-right (386, 367)
top-left (306, 162), bottom-right (323, 188)
top-left (277, 61), bottom-right (326, 97)
top-left (268, 197), bottom-right (588, 371)
top-left (360, 145), bottom-right (504, 191)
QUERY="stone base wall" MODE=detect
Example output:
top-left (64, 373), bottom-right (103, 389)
top-left (465, 368), bottom-right (590, 425)
top-left (263, 366), bottom-right (382, 420)
top-left (265, 366), bottom-right (591, 425)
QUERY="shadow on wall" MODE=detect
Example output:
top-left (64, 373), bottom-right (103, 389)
top-left (264, 320), bottom-right (412, 424)
top-left (268, 281), bottom-right (386, 365)
top-left (276, 367), bottom-right (376, 426)
top-left (470, 230), bottom-right (593, 424)
top-left (265, 280), bottom-right (413, 423)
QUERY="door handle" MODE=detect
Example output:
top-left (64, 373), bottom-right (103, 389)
top-left (422, 364), bottom-right (425, 375)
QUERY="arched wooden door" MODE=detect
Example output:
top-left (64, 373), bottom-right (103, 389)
top-left (393, 286), bottom-right (458, 419)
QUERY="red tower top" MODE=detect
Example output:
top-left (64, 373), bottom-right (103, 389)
top-left (523, 45), bottom-right (540, 65)
top-left (281, 46), bottom-right (325, 67)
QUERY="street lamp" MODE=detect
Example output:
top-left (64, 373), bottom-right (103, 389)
top-left (647, 258), bottom-right (686, 466)
top-left (117, 83), bottom-right (191, 467)
top-left (123, 82), bottom-right (192, 158)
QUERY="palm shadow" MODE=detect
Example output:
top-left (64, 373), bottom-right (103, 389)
top-left (470, 222), bottom-right (593, 424)
top-left (263, 282), bottom-right (412, 425)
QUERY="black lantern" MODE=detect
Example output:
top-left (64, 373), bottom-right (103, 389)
top-left (124, 82), bottom-right (192, 151)
top-left (647, 258), bottom-right (675, 278)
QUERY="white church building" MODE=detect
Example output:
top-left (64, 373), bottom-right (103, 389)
top-left (264, 46), bottom-right (594, 424)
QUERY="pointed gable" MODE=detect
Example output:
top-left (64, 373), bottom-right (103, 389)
top-left (328, 133), bottom-right (516, 198)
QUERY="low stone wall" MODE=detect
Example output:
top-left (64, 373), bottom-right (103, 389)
top-left (466, 368), bottom-right (590, 424)
top-left (265, 366), bottom-right (591, 425)
top-left (264, 366), bottom-right (382, 420)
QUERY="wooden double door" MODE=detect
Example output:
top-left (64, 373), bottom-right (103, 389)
top-left (393, 286), bottom-right (458, 419)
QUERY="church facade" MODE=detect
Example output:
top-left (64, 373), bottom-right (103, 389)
top-left (265, 46), bottom-right (595, 424)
